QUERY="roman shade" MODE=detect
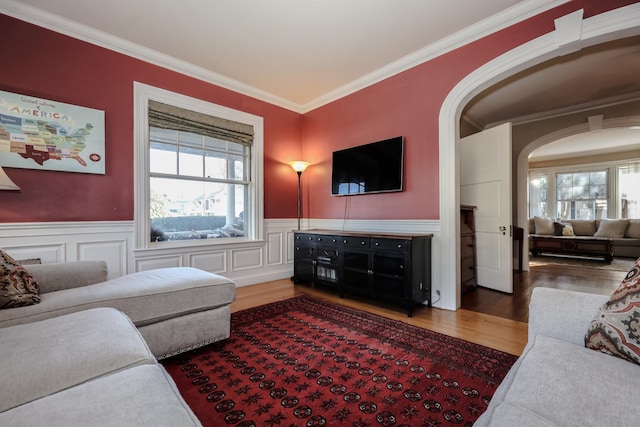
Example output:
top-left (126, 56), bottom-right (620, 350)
top-left (148, 100), bottom-right (253, 146)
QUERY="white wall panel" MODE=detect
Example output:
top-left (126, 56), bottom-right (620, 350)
top-left (77, 240), bottom-right (128, 278)
top-left (266, 232), bottom-right (283, 266)
top-left (3, 244), bottom-right (64, 264)
top-left (0, 221), bottom-right (133, 280)
top-left (135, 255), bottom-right (183, 271)
top-left (190, 251), bottom-right (226, 274)
top-left (0, 219), bottom-right (439, 297)
top-left (231, 247), bottom-right (263, 271)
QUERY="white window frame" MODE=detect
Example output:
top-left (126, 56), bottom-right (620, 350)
top-left (529, 158), bottom-right (640, 220)
top-left (133, 82), bottom-right (263, 250)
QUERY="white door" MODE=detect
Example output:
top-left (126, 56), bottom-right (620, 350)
top-left (460, 122), bottom-right (513, 293)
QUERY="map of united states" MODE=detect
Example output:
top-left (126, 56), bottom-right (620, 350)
top-left (0, 113), bottom-right (94, 166)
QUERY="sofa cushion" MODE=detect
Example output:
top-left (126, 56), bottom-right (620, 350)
top-left (475, 335), bottom-right (640, 427)
top-left (594, 219), bottom-right (630, 238)
top-left (533, 216), bottom-right (555, 235)
top-left (553, 221), bottom-right (574, 236)
top-left (585, 257), bottom-right (640, 365)
top-left (626, 219), bottom-right (640, 238)
top-left (26, 261), bottom-right (108, 293)
top-left (612, 238), bottom-right (640, 248)
top-left (561, 224), bottom-right (575, 236)
top-left (0, 249), bottom-right (40, 309)
top-left (565, 219), bottom-right (597, 236)
top-left (0, 267), bottom-right (235, 330)
top-left (0, 364), bottom-right (202, 427)
top-left (0, 307), bottom-right (156, 413)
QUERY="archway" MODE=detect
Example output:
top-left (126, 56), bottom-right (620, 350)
top-left (516, 116), bottom-right (640, 269)
top-left (437, 4), bottom-right (640, 310)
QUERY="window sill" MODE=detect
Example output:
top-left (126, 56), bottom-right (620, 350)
top-left (135, 236), bottom-right (265, 254)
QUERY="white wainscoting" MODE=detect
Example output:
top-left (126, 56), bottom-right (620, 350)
top-left (0, 219), bottom-right (441, 303)
top-left (133, 219), bottom-right (297, 287)
top-left (0, 221), bottom-right (133, 280)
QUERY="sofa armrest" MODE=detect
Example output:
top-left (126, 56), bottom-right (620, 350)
top-left (26, 261), bottom-right (108, 294)
top-left (528, 287), bottom-right (609, 346)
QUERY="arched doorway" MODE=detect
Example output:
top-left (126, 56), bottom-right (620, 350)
top-left (516, 117), bottom-right (640, 268)
top-left (437, 4), bottom-right (640, 310)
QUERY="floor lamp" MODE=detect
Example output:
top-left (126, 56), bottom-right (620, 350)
top-left (289, 161), bottom-right (309, 230)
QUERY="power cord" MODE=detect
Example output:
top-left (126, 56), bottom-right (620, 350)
top-left (432, 289), bottom-right (441, 304)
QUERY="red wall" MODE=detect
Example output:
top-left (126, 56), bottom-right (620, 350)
top-left (301, 0), bottom-right (637, 220)
top-left (0, 15), bottom-right (302, 222)
top-left (0, 0), bottom-right (634, 223)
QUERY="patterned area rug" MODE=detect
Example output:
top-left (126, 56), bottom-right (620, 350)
top-left (162, 296), bottom-right (517, 427)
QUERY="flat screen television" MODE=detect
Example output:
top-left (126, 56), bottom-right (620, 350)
top-left (331, 136), bottom-right (404, 196)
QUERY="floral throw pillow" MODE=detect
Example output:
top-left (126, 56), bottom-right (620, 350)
top-left (0, 249), bottom-right (41, 309)
top-left (585, 257), bottom-right (640, 364)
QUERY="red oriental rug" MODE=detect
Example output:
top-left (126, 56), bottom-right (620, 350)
top-left (162, 296), bottom-right (517, 427)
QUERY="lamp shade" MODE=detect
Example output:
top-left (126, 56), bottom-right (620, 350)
top-left (0, 167), bottom-right (20, 190)
top-left (289, 161), bottom-right (310, 173)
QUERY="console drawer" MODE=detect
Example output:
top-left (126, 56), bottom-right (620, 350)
top-left (461, 236), bottom-right (475, 258)
top-left (372, 238), bottom-right (408, 252)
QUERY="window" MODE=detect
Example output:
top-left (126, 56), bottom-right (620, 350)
top-left (529, 171), bottom-right (548, 218)
top-left (619, 162), bottom-right (640, 219)
top-left (556, 170), bottom-right (608, 220)
top-left (529, 160), bottom-right (640, 221)
top-left (135, 83), bottom-right (263, 249)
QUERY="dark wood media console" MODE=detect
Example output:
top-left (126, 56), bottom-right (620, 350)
top-left (292, 229), bottom-right (432, 317)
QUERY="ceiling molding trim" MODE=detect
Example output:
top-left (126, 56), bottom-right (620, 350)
top-left (588, 114), bottom-right (603, 131)
top-left (0, 0), bottom-right (304, 113)
top-left (301, 0), bottom-right (571, 113)
top-left (554, 9), bottom-right (584, 54)
top-left (485, 90), bottom-right (640, 128)
top-left (530, 115), bottom-right (640, 151)
top-left (1, 0), bottom-right (570, 115)
top-left (460, 113), bottom-right (485, 132)
top-left (525, 116), bottom-right (640, 162)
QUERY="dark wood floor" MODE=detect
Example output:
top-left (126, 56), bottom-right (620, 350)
top-left (460, 258), bottom-right (629, 323)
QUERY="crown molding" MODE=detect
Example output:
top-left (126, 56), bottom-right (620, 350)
top-left (484, 90), bottom-right (640, 128)
top-left (301, 0), bottom-right (570, 112)
top-left (0, 0), bottom-right (303, 113)
top-left (2, 0), bottom-right (569, 114)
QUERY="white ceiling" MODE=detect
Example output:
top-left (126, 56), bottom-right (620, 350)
top-left (3, 0), bottom-right (545, 110)
top-left (530, 128), bottom-right (640, 162)
top-left (464, 36), bottom-right (640, 128)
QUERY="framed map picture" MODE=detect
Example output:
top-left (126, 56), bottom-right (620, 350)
top-left (0, 90), bottom-right (105, 174)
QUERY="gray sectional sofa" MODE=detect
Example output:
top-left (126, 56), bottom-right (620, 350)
top-left (475, 287), bottom-right (640, 426)
top-left (529, 216), bottom-right (640, 258)
top-left (0, 308), bottom-right (202, 426)
top-left (0, 261), bottom-right (236, 359)
top-left (0, 261), bottom-right (238, 425)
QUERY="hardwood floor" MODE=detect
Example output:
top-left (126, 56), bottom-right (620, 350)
top-left (231, 258), bottom-right (630, 358)
top-left (232, 279), bottom-right (529, 357)
top-left (461, 259), bottom-right (627, 323)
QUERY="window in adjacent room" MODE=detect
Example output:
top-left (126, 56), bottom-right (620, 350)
top-left (134, 83), bottom-right (263, 248)
top-left (556, 170), bottom-right (608, 220)
top-left (529, 161), bottom-right (640, 221)
top-left (528, 171), bottom-right (548, 218)
top-left (618, 162), bottom-right (640, 219)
